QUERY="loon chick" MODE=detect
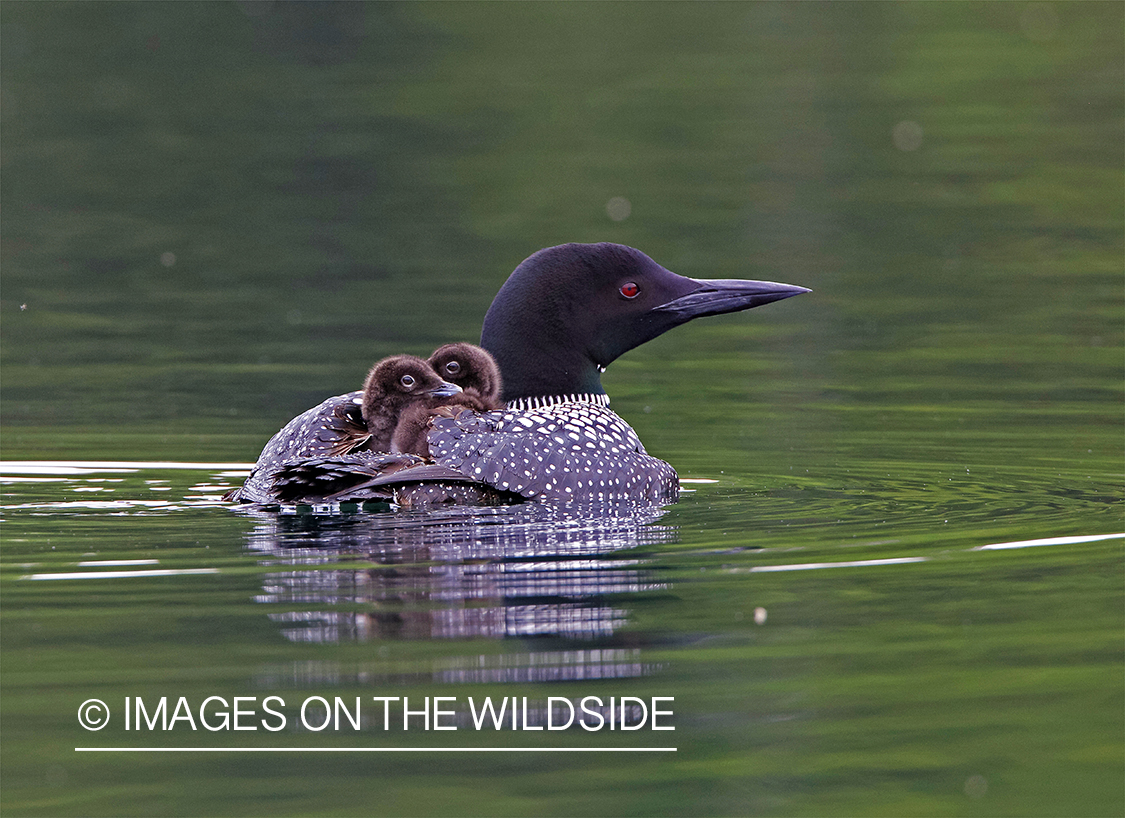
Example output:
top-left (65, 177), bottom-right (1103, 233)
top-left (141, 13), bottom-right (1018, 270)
top-left (321, 343), bottom-right (501, 457)
top-left (428, 342), bottom-right (503, 412)
top-left (391, 344), bottom-right (503, 457)
top-left (357, 354), bottom-right (463, 452)
top-left (225, 356), bottom-right (459, 503)
top-left (270, 346), bottom-right (506, 505)
top-left (237, 243), bottom-right (808, 506)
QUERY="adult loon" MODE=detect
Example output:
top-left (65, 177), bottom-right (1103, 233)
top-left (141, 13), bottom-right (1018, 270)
top-left (229, 243), bottom-right (808, 505)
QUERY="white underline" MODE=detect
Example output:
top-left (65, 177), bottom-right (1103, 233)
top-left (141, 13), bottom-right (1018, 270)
top-left (76, 746), bottom-right (676, 753)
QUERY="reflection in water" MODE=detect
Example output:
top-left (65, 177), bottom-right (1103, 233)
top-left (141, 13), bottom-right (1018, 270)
top-left (239, 502), bottom-right (678, 683)
top-left (253, 648), bottom-right (658, 690)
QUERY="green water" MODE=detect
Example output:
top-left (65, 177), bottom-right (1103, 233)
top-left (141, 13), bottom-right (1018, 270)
top-left (1, 2), bottom-right (1122, 816)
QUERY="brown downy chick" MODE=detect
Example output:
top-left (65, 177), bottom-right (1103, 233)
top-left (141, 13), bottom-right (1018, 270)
top-left (359, 355), bottom-right (461, 453)
top-left (427, 343), bottom-right (503, 411)
top-left (390, 344), bottom-right (503, 457)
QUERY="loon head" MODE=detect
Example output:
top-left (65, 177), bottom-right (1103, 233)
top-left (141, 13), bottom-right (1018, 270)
top-left (480, 242), bottom-right (810, 403)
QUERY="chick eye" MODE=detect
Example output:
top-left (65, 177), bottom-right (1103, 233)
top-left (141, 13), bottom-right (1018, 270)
top-left (444, 361), bottom-right (462, 375)
top-left (400, 374), bottom-right (416, 388)
top-left (619, 282), bottom-right (640, 299)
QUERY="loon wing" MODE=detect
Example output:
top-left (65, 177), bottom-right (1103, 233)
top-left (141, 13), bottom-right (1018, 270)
top-left (325, 462), bottom-right (481, 500)
top-left (270, 451), bottom-right (427, 504)
top-left (323, 400), bottom-right (372, 455)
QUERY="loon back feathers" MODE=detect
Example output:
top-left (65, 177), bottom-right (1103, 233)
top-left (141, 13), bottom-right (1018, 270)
top-left (268, 452), bottom-right (515, 506)
top-left (422, 398), bottom-right (679, 503)
top-left (230, 391), bottom-right (364, 500)
top-left (262, 396), bottom-right (678, 506)
top-left (270, 451), bottom-right (428, 504)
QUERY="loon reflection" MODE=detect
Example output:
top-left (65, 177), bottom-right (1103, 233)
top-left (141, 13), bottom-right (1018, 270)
top-left (240, 502), bottom-right (677, 669)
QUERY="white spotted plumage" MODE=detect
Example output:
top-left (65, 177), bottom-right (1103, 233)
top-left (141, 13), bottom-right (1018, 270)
top-left (423, 395), bottom-right (678, 503)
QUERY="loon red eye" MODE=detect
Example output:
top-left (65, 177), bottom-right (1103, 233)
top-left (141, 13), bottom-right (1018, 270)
top-left (619, 282), bottom-right (640, 299)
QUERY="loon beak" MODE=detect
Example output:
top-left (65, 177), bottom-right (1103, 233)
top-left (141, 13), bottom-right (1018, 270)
top-left (428, 381), bottom-right (463, 398)
top-left (653, 278), bottom-right (811, 320)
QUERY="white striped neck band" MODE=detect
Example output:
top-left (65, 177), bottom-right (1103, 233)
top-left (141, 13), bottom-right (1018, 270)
top-left (504, 393), bottom-right (611, 411)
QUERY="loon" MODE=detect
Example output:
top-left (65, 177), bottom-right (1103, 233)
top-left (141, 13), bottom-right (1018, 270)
top-left (355, 355), bottom-right (463, 452)
top-left (425, 342), bottom-right (504, 413)
top-left (265, 345), bottom-right (509, 505)
top-left (230, 243), bottom-right (808, 505)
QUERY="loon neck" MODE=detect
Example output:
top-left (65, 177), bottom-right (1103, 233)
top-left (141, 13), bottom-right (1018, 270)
top-left (504, 393), bottom-right (611, 411)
